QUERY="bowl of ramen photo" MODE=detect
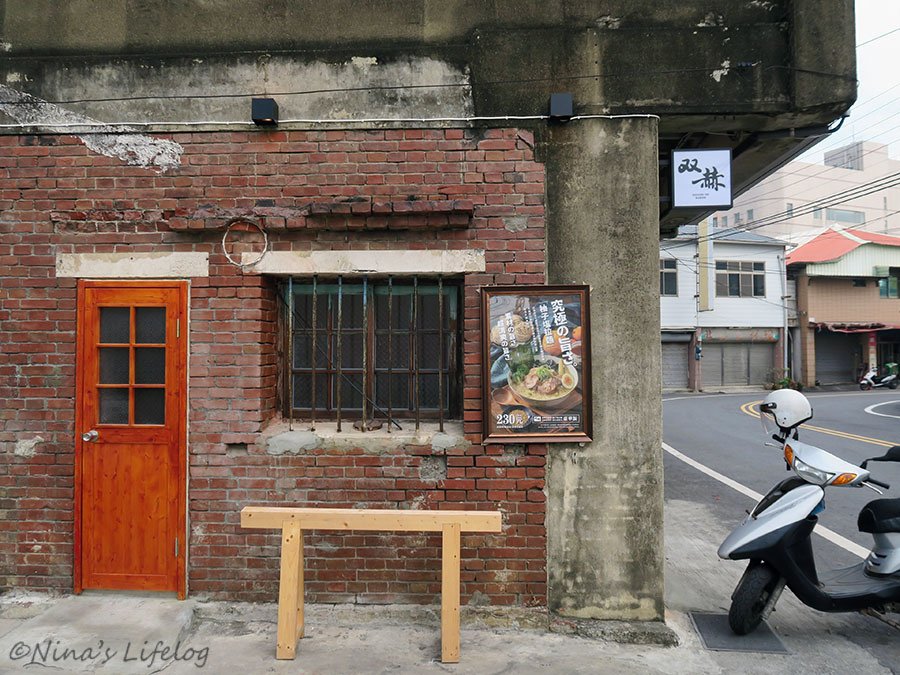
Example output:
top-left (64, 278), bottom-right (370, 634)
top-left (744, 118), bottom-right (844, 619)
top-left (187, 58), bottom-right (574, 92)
top-left (507, 355), bottom-right (578, 411)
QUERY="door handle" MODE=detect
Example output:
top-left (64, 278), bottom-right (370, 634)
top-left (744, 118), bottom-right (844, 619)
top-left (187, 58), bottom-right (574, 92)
top-left (82, 430), bottom-right (99, 442)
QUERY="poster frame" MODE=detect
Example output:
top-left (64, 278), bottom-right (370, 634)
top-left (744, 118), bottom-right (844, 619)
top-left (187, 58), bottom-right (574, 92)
top-left (481, 284), bottom-right (593, 444)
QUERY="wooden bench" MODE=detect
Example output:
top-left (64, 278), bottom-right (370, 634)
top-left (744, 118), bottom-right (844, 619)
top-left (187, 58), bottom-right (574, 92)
top-left (240, 506), bottom-right (503, 664)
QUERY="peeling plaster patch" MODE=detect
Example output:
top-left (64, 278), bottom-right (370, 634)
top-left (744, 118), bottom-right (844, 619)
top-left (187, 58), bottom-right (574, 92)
top-left (0, 84), bottom-right (182, 172)
top-left (419, 456), bottom-right (447, 481)
top-left (503, 216), bottom-right (528, 233)
top-left (710, 60), bottom-right (731, 82)
top-left (596, 16), bottom-right (621, 29)
top-left (748, 0), bottom-right (775, 9)
top-left (6, 72), bottom-right (23, 83)
top-left (697, 13), bottom-right (724, 27)
top-left (351, 56), bottom-right (378, 68)
top-left (467, 591), bottom-right (491, 606)
top-left (266, 431), bottom-right (321, 455)
top-left (0, 42), bottom-right (11, 52)
top-left (84, 134), bottom-right (181, 172)
top-left (14, 436), bottom-right (43, 457)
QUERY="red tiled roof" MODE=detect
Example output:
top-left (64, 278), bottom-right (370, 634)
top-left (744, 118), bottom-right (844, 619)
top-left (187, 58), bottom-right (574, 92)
top-left (786, 227), bottom-right (900, 265)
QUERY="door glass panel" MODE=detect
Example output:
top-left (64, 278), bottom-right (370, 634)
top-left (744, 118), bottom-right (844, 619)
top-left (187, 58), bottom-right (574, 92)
top-left (135, 389), bottom-right (165, 425)
top-left (100, 307), bottom-right (130, 343)
top-left (135, 348), bottom-right (166, 384)
top-left (99, 348), bottom-right (130, 384)
top-left (136, 307), bottom-right (166, 344)
top-left (99, 389), bottom-right (129, 424)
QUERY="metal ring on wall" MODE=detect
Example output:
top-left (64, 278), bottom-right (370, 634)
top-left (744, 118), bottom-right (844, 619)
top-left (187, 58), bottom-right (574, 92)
top-left (221, 217), bottom-right (269, 269)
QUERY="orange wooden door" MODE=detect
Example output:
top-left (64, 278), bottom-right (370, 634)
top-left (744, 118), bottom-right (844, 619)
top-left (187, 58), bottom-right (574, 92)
top-left (75, 281), bottom-right (187, 597)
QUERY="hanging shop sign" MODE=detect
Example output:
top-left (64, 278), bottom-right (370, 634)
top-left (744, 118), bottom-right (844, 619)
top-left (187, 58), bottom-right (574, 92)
top-left (671, 148), bottom-right (733, 209)
top-left (482, 285), bottom-right (592, 443)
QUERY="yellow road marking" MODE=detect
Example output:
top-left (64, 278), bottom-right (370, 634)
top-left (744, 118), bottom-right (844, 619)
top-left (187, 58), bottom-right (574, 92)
top-left (741, 400), bottom-right (896, 448)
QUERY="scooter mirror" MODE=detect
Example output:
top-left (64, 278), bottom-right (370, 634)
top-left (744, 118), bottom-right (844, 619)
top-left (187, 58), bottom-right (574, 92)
top-left (861, 444), bottom-right (900, 468)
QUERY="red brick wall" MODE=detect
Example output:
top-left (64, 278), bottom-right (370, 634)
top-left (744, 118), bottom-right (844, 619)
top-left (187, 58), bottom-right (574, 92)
top-left (0, 128), bottom-right (548, 605)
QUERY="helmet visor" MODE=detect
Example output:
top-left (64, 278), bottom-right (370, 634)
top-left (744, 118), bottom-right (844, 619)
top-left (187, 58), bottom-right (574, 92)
top-left (759, 403), bottom-right (782, 440)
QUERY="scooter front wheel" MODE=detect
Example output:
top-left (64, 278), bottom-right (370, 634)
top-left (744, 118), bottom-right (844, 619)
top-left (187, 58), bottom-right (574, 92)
top-left (890, 380), bottom-right (899, 389)
top-left (728, 563), bottom-right (780, 635)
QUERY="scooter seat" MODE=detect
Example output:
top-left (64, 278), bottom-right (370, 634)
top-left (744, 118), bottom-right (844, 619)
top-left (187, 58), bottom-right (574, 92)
top-left (857, 498), bottom-right (900, 534)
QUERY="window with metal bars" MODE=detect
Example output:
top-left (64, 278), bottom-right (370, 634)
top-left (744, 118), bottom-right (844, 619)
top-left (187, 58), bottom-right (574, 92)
top-left (282, 276), bottom-right (461, 430)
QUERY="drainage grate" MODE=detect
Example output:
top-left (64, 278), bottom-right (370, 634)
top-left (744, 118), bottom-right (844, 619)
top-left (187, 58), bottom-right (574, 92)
top-left (689, 612), bottom-right (789, 654)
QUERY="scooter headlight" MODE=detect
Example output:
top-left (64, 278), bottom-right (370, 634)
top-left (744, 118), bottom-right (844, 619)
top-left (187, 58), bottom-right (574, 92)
top-left (791, 455), bottom-right (833, 485)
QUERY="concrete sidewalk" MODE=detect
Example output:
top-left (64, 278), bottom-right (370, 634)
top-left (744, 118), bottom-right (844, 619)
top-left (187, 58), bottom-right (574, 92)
top-left (0, 592), bottom-right (681, 675)
top-left (1, 589), bottom-right (895, 675)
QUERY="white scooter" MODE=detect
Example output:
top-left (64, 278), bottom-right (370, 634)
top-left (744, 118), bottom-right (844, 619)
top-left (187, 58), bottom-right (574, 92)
top-left (718, 389), bottom-right (900, 634)
top-left (859, 363), bottom-right (898, 390)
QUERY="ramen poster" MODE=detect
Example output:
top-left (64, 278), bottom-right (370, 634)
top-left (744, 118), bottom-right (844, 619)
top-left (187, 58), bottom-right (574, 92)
top-left (482, 285), bottom-right (592, 443)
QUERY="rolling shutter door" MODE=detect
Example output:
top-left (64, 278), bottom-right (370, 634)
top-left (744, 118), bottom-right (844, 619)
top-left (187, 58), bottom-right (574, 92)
top-left (816, 332), bottom-right (858, 384)
top-left (702, 344), bottom-right (724, 388)
top-left (748, 343), bottom-right (774, 385)
top-left (701, 342), bottom-right (774, 387)
top-left (722, 345), bottom-right (750, 385)
top-left (662, 343), bottom-right (689, 390)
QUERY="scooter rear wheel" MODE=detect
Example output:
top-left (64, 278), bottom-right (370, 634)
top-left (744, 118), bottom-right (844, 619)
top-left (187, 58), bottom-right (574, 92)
top-left (728, 563), bottom-right (779, 635)
top-left (860, 382), bottom-right (872, 391)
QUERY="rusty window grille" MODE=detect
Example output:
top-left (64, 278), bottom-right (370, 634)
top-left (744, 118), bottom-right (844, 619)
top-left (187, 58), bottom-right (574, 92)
top-left (283, 276), bottom-right (460, 431)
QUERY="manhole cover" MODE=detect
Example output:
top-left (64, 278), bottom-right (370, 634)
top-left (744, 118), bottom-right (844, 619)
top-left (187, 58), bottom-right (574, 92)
top-left (689, 612), bottom-right (788, 654)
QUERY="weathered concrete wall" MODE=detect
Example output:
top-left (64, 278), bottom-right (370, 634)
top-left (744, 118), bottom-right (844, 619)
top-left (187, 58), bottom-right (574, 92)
top-left (541, 117), bottom-right (664, 620)
top-left (0, 1), bottom-right (854, 129)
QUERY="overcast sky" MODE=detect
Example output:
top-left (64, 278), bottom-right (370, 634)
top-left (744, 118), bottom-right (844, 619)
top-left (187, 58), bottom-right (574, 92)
top-left (799, 1), bottom-right (900, 164)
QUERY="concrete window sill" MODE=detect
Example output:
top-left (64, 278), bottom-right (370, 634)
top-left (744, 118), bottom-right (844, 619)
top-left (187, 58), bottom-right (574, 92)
top-left (262, 420), bottom-right (468, 455)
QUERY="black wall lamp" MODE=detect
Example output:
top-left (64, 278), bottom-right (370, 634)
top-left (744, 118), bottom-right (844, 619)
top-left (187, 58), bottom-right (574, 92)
top-left (548, 92), bottom-right (573, 123)
top-left (251, 98), bottom-right (279, 126)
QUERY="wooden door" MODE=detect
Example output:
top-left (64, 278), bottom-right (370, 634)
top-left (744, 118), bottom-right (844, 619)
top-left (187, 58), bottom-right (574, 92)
top-left (75, 281), bottom-right (187, 597)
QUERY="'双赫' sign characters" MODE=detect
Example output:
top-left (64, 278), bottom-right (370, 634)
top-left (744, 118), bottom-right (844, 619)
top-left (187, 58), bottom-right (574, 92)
top-left (482, 285), bottom-right (592, 443)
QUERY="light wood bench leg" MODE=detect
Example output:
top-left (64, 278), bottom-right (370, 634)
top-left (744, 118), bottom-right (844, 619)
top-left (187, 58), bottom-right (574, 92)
top-left (297, 528), bottom-right (305, 640)
top-left (276, 520), bottom-right (303, 659)
top-left (441, 522), bottom-right (461, 663)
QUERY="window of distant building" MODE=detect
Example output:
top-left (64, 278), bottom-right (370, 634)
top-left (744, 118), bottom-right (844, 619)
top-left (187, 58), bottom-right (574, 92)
top-left (711, 217), bottom-right (718, 228)
top-left (660, 259), bottom-right (678, 296)
top-left (715, 261), bottom-right (766, 298)
top-left (786, 203), bottom-right (793, 217)
top-left (813, 209), bottom-right (822, 220)
top-left (734, 212), bottom-right (742, 225)
top-left (722, 215), bottom-right (728, 227)
top-left (747, 208), bottom-right (754, 222)
top-left (879, 277), bottom-right (898, 299)
top-left (825, 208), bottom-right (865, 225)
top-left (852, 278), bottom-right (867, 288)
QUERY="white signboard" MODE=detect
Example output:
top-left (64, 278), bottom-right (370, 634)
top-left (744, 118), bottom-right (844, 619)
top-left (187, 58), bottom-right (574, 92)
top-left (671, 148), bottom-right (733, 209)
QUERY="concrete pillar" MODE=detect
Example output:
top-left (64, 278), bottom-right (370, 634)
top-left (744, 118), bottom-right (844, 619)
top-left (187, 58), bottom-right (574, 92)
top-left (541, 117), bottom-right (663, 621)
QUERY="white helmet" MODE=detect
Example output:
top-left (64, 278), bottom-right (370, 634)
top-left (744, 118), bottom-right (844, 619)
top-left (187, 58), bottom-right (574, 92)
top-left (759, 389), bottom-right (812, 436)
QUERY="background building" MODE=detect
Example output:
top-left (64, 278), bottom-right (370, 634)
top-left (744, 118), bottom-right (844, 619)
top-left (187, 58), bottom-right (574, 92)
top-left (661, 226), bottom-right (787, 391)
top-left (710, 141), bottom-right (900, 245)
top-left (787, 228), bottom-right (900, 386)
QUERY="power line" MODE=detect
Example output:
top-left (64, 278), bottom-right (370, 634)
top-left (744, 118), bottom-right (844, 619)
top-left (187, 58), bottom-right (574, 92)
top-left (857, 27), bottom-right (900, 48)
top-left (675, 171), bottom-right (900, 250)
top-left (726, 172), bottom-right (900, 232)
top-left (741, 111), bottom-right (900, 204)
